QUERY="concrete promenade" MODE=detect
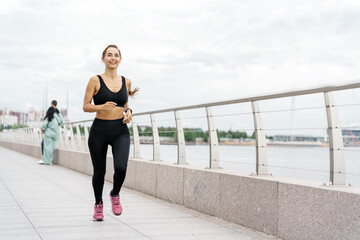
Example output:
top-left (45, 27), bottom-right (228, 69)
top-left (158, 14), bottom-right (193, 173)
top-left (0, 146), bottom-right (277, 240)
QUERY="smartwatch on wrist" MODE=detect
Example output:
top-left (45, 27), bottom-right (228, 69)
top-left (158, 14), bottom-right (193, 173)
top-left (124, 108), bottom-right (132, 114)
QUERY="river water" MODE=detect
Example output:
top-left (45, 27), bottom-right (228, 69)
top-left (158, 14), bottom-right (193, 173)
top-left (130, 144), bottom-right (360, 186)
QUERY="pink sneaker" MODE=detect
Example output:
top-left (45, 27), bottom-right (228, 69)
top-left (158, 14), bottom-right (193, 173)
top-left (110, 193), bottom-right (122, 215)
top-left (93, 203), bottom-right (104, 221)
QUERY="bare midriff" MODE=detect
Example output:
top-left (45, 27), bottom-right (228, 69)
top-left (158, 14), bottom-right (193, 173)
top-left (95, 107), bottom-right (125, 120)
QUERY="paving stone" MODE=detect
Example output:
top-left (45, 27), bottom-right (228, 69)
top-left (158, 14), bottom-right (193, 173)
top-left (0, 146), bottom-right (278, 240)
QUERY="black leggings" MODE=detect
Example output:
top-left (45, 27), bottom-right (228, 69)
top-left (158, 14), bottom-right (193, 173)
top-left (88, 118), bottom-right (130, 204)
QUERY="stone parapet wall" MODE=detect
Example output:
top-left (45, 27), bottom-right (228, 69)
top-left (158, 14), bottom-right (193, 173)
top-left (1, 140), bottom-right (359, 240)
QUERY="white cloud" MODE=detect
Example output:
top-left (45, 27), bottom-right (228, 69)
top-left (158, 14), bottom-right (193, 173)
top-left (0, 0), bottom-right (360, 133)
top-left (0, 0), bottom-right (23, 14)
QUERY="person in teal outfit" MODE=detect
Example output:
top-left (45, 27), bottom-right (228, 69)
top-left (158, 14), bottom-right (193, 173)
top-left (38, 106), bottom-right (64, 165)
top-left (41, 100), bottom-right (58, 156)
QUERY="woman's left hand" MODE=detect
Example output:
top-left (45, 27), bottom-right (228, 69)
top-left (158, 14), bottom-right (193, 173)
top-left (123, 110), bottom-right (132, 123)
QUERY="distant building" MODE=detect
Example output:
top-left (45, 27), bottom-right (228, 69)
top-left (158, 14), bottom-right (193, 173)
top-left (342, 129), bottom-right (360, 145)
top-left (138, 125), bottom-right (148, 132)
top-left (322, 129), bottom-right (360, 145)
top-left (219, 137), bottom-right (248, 143)
top-left (195, 137), bottom-right (204, 142)
top-left (27, 108), bottom-right (46, 122)
top-left (9, 110), bottom-right (27, 125)
top-left (0, 107), bottom-right (60, 128)
top-left (38, 110), bottom-right (45, 121)
top-left (60, 108), bottom-right (68, 121)
top-left (0, 108), bottom-right (19, 126)
top-left (27, 107), bottom-right (37, 122)
top-left (273, 135), bottom-right (324, 142)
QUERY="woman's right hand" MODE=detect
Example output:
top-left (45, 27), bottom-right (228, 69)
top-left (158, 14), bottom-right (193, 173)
top-left (101, 101), bottom-right (117, 111)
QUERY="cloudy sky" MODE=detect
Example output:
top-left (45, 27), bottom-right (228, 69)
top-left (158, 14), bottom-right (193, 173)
top-left (1, 0), bottom-right (360, 132)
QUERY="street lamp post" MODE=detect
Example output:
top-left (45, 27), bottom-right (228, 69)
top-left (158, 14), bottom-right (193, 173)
top-left (32, 81), bottom-right (46, 117)
top-left (46, 79), bottom-right (48, 112)
top-left (34, 74), bottom-right (48, 117)
top-left (35, 74), bottom-right (69, 120)
top-left (53, 80), bottom-right (69, 120)
top-left (66, 82), bottom-right (69, 119)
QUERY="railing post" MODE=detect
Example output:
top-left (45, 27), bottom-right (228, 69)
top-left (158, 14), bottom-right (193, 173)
top-left (37, 128), bottom-right (42, 144)
top-left (251, 101), bottom-right (268, 175)
top-left (64, 124), bottom-right (70, 148)
top-left (324, 92), bottom-right (345, 185)
top-left (132, 119), bottom-right (141, 158)
top-left (68, 124), bottom-right (75, 149)
top-left (31, 128), bottom-right (36, 144)
top-left (205, 107), bottom-right (220, 169)
top-left (150, 114), bottom-right (161, 161)
top-left (75, 124), bottom-right (82, 151)
top-left (60, 125), bottom-right (67, 149)
top-left (19, 130), bottom-right (23, 142)
top-left (28, 129), bottom-right (32, 144)
top-left (84, 122), bottom-right (89, 152)
top-left (26, 129), bottom-right (31, 144)
top-left (24, 129), bottom-right (29, 143)
top-left (174, 110), bottom-right (186, 165)
top-left (15, 130), bottom-right (18, 142)
top-left (19, 129), bottom-right (23, 143)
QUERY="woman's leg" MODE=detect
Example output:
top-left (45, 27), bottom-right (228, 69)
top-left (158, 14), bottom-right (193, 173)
top-left (42, 136), bottom-right (54, 164)
top-left (88, 128), bottom-right (108, 204)
top-left (41, 139), bottom-right (44, 155)
top-left (110, 133), bottom-right (130, 196)
top-left (50, 137), bottom-right (59, 164)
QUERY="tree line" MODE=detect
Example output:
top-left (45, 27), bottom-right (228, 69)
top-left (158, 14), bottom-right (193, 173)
top-left (135, 126), bottom-right (265, 142)
top-left (1, 124), bottom-right (273, 141)
top-left (0, 124), bottom-right (27, 131)
top-left (71, 126), bottom-right (274, 142)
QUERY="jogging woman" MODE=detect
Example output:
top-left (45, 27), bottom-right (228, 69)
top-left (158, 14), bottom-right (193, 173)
top-left (83, 44), bottom-right (138, 221)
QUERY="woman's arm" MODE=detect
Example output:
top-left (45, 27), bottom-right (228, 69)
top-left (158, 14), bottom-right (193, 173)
top-left (83, 76), bottom-right (116, 112)
top-left (58, 113), bottom-right (64, 124)
top-left (123, 78), bottom-right (132, 123)
top-left (41, 118), bottom-right (49, 131)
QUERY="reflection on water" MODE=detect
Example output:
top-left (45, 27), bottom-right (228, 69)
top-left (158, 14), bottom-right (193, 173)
top-left (129, 144), bottom-right (360, 186)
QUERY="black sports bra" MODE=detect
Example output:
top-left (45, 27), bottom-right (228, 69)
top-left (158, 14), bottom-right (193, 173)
top-left (93, 75), bottom-right (128, 107)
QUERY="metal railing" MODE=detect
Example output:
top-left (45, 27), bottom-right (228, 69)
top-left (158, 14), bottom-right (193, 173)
top-left (1, 81), bottom-right (360, 185)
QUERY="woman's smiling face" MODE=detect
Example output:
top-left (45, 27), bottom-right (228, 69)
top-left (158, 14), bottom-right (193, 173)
top-left (102, 47), bottom-right (121, 69)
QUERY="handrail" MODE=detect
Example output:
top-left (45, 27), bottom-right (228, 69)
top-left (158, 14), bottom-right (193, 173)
top-left (33, 81), bottom-right (360, 124)
top-left (132, 81), bottom-right (360, 116)
top-left (2, 80), bottom-right (360, 185)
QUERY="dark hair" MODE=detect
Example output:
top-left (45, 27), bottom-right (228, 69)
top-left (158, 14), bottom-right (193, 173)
top-left (129, 86), bottom-right (139, 97)
top-left (102, 44), bottom-right (121, 59)
top-left (102, 44), bottom-right (139, 97)
top-left (51, 100), bottom-right (57, 107)
top-left (45, 107), bottom-right (56, 121)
